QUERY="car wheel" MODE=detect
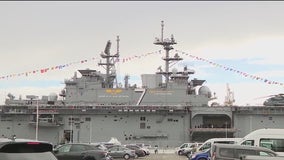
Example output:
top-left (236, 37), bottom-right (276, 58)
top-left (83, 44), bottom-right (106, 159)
top-left (178, 151), bottom-right (182, 155)
top-left (123, 154), bottom-right (130, 160)
top-left (186, 152), bottom-right (191, 158)
top-left (198, 158), bottom-right (207, 160)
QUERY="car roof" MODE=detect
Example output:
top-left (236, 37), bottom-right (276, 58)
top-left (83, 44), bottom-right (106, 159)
top-left (213, 143), bottom-right (277, 153)
top-left (0, 138), bottom-right (50, 144)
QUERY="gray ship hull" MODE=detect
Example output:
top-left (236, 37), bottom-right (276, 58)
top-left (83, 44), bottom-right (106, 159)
top-left (1, 104), bottom-right (284, 147)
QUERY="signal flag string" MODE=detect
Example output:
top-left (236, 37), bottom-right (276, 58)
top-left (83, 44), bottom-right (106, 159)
top-left (1, 49), bottom-right (282, 87)
top-left (176, 50), bottom-right (284, 87)
top-left (0, 50), bottom-right (161, 80)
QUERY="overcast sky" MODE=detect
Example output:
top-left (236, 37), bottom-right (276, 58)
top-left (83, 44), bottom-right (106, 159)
top-left (1, 1), bottom-right (284, 106)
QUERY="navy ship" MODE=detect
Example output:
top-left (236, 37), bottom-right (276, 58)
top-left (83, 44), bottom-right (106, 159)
top-left (1, 21), bottom-right (284, 147)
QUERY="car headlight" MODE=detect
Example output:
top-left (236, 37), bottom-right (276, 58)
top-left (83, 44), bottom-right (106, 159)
top-left (191, 154), bottom-right (196, 159)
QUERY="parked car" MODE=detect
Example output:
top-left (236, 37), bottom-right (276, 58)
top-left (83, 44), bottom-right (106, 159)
top-left (181, 143), bottom-right (202, 157)
top-left (126, 143), bottom-right (150, 156)
top-left (211, 143), bottom-right (278, 160)
top-left (175, 143), bottom-right (195, 155)
top-left (53, 143), bottom-right (111, 160)
top-left (189, 148), bottom-right (211, 160)
top-left (187, 138), bottom-right (242, 158)
top-left (107, 145), bottom-right (136, 160)
top-left (0, 138), bottom-right (57, 160)
top-left (125, 144), bottom-right (146, 157)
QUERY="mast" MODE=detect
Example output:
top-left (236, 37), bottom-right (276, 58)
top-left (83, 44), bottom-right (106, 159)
top-left (224, 83), bottom-right (235, 106)
top-left (115, 36), bottom-right (120, 87)
top-left (154, 21), bottom-right (182, 86)
top-left (98, 39), bottom-right (119, 88)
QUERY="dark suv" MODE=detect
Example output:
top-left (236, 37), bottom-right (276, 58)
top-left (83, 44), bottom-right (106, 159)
top-left (0, 138), bottom-right (57, 160)
top-left (53, 143), bottom-right (111, 160)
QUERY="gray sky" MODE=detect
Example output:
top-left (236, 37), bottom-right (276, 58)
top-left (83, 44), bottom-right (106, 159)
top-left (1, 1), bottom-right (284, 105)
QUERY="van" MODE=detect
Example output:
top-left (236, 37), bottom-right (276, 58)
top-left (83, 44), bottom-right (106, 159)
top-left (211, 143), bottom-right (278, 160)
top-left (238, 128), bottom-right (284, 156)
top-left (197, 138), bottom-right (242, 153)
top-left (188, 138), bottom-right (242, 159)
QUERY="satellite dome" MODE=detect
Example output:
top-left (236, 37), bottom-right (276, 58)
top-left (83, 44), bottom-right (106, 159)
top-left (198, 86), bottom-right (212, 98)
top-left (48, 93), bottom-right (58, 101)
top-left (172, 68), bottom-right (178, 74)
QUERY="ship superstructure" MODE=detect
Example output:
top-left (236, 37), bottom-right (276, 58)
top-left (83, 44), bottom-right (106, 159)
top-left (1, 21), bottom-right (284, 147)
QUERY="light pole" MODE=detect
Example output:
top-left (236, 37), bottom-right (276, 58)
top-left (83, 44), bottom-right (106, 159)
top-left (225, 121), bottom-right (228, 138)
top-left (70, 114), bottom-right (73, 143)
top-left (89, 119), bottom-right (92, 143)
top-left (35, 97), bottom-right (39, 141)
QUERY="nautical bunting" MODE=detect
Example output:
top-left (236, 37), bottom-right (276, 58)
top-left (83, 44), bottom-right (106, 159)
top-left (0, 50), bottom-right (161, 80)
top-left (176, 50), bottom-right (284, 87)
top-left (1, 49), bottom-right (283, 87)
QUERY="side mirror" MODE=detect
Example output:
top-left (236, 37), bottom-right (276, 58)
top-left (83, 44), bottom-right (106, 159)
top-left (53, 149), bottom-right (59, 154)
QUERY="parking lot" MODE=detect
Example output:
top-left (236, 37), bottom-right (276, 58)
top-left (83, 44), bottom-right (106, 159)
top-left (139, 153), bottom-right (187, 160)
top-left (115, 150), bottom-right (188, 160)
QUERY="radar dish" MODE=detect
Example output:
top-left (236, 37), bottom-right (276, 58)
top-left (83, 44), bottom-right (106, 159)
top-left (198, 86), bottom-right (212, 98)
top-left (172, 68), bottom-right (178, 74)
top-left (48, 93), bottom-right (58, 101)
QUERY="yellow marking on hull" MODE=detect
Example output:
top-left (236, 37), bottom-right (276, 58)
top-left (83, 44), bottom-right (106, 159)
top-left (105, 89), bottom-right (122, 95)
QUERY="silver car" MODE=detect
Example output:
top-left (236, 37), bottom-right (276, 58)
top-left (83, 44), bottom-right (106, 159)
top-left (211, 144), bottom-right (278, 160)
top-left (0, 138), bottom-right (57, 160)
top-left (108, 145), bottom-right (136, 160)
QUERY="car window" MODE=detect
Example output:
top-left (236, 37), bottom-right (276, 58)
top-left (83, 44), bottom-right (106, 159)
top-left (189, 144), bottom-right (195, 148)
top-left (0, 142), bottom-right (56, 160)
top-left (258, 151), bottom-right (276, 156)
top-left (58, 145), bottom-right (71, 153)
top-left (235, 149), bottom-right (256, 158)
top-left (260, 138), bottom-right (284, 152)
top-left (109, 146), bottom-right (118, 151)
top-left (127, 146), bottom-right (135, 150)
top-left (200, 142), bottom-right (211, 151)
top-left (215, 141), bottom-right (236, 144)
top-left (241, 140), bottom-right (254, 146)
top-left (70, 144), bottom-right (87, 152)
top-left (119, 147), bottom-right (125, 151)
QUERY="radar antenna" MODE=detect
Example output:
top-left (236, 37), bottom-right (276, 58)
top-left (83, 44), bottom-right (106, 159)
top-left (154, 21), bottom-right (182, 86)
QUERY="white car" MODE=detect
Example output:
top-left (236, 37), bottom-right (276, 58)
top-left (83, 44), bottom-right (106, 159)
top-left (175, 143), bottom-right (195, 155)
